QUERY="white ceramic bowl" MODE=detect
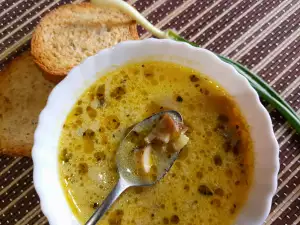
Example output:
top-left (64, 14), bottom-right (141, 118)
top-left (32, 38), bottom-right (279, 225)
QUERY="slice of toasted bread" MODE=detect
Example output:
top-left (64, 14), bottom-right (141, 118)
top-left (0, 51), bottom-right (55, 157)
top-left (31, 2), bottom-right (139, 77)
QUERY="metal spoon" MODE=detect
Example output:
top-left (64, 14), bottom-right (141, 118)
top-left (85, 110), bottom-right (183, 225)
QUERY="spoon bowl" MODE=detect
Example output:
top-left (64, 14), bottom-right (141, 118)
top-left (117, 110), bottom-right (183, 185)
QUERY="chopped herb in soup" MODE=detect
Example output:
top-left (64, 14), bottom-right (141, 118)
top-left (59, 61), bottom-right (254, 225)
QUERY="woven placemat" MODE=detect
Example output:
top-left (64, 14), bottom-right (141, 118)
top-left (0, 0), bottom-right (299, 224)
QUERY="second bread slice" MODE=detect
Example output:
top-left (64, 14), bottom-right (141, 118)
top-left (31, 3), bottom-right (139, 77)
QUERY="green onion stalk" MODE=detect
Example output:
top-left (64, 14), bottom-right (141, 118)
top-left (92, 0), bottom-right (300, 134)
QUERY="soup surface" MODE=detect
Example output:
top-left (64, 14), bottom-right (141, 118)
top-left (59, 61), bottom-right (254, 225)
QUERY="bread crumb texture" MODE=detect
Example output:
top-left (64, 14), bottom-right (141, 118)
top-left (31, 3), bottom-right (139, 76)
top-left (0, 51), bottom-right (55, 157)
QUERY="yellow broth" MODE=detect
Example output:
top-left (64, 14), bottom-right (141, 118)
top-left (59, 61), bottom-right (254, 225)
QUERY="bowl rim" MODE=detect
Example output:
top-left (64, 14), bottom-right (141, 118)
top-left (32, 38), bottom-right (279, 225)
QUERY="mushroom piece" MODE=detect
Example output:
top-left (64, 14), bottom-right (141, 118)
top-left (145, 114), bottom-right (179, 144)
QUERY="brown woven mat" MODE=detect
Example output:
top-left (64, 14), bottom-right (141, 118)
top-left (0, 0), bottom-right (299, 224)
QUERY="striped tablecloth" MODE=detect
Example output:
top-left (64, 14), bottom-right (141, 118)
top-left (0, 0), bottom-right (299, 224)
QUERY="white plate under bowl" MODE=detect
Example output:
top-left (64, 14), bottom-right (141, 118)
top-left (32, 38), bottom-right (279, 225)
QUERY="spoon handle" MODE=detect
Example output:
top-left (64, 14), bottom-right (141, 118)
top-left (85, 177), bottom-right (130, 225)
